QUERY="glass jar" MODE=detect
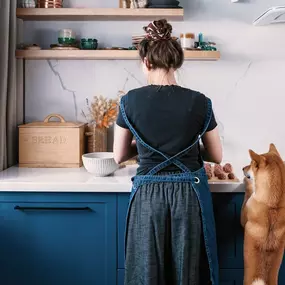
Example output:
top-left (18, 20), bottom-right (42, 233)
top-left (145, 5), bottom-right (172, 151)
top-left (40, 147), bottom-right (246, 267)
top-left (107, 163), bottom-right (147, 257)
top-left (180, 33), bottom-right (195, 49)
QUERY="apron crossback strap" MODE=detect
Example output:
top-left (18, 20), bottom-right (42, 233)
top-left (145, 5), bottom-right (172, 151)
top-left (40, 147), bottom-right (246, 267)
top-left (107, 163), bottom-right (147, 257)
top-left (120, 97), bottom-right (213, 175)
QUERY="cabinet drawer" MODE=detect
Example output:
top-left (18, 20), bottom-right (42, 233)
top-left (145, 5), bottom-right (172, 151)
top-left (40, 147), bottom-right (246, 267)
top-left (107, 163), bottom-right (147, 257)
top-left (0, 194), bottom-right (116, 285)
top-left (117, 194), bottom-right (130, 269)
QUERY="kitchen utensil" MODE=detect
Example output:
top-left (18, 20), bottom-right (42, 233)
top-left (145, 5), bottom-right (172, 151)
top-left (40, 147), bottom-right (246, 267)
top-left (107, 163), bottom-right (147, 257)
top-left (82, 152), bottom-right (119, 177)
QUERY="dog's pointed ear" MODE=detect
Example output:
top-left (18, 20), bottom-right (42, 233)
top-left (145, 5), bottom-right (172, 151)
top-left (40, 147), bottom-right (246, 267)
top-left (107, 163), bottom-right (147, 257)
top-left (249, 149), bottom-right (266, 165)
top-left (269, 143), bottom-right (280, 156)
top-left (249, 149), bottom-right (260, 162)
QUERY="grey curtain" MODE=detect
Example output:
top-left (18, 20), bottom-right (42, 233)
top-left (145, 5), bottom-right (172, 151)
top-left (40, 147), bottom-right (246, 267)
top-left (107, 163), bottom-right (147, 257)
top-left (0, 0), bottom-right (24, 171)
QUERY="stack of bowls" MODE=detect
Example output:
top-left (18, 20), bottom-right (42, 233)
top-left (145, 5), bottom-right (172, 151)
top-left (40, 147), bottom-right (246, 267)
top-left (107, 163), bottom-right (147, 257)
top-left (37, 0), bottom-right (63, 8)
top-left (132, 35), bottom-right (146, 49)
top-left (147, 0), bottom-right (181, 8)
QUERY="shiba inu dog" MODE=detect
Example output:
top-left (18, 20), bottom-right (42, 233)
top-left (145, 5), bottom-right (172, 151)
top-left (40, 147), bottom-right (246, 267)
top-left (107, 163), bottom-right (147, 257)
top-left (241, 144), bottom-right (285, 285)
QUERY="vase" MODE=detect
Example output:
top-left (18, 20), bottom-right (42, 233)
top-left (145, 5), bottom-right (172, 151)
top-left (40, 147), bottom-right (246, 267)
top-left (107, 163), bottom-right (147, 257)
top-left (85, 125), bottom-right (108, 153)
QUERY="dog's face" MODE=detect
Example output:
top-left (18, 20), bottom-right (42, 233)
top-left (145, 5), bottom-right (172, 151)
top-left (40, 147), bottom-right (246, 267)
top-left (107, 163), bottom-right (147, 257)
top-left (243, 143), bottom-right (283, 182)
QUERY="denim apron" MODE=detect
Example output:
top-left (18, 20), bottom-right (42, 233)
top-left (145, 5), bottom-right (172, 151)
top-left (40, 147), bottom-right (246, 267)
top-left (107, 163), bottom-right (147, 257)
top-left (120, 97), bottom-right (219, 285)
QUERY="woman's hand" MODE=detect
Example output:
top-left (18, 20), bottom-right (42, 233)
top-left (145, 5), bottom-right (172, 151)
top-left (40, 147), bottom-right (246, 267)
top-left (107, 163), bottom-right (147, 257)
top-left (113, 124), bottom-right (138, 164)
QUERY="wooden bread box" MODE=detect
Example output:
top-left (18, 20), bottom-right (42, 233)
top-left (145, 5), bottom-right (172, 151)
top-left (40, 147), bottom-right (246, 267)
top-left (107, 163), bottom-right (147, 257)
top-left (19, 114), bottom-right (86, 168)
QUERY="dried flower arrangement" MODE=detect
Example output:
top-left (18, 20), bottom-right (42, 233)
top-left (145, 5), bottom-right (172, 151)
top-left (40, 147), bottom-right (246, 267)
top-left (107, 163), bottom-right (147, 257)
top-left (82, 91), bottom-right (125, 129)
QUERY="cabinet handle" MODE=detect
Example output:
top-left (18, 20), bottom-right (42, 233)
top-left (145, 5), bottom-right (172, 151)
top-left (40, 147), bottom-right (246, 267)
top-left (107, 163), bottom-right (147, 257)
top-left (14, 206), bottom-right (92, 211)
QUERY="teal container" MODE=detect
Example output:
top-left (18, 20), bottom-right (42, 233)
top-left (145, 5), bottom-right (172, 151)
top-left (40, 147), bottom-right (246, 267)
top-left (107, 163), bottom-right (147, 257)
top-left (58, 37), bottom-right (76, 45)
top-left (80, 38), bottom-right (98, 50)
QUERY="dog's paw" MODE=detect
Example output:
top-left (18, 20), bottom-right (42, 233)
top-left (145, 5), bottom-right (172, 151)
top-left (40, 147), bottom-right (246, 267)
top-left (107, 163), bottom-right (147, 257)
top-left (251, 279), bottom-right (266, 285)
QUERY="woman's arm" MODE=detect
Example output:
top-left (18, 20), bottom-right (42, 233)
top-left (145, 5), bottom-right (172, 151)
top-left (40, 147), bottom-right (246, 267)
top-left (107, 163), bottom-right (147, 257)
top-left (201, 127), bottom-right (222, 164)
top-left (113, 124), bottom-right (137, 164)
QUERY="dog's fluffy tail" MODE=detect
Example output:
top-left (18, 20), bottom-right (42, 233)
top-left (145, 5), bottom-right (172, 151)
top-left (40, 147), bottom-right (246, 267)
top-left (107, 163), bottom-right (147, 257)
top-left (251, 279), bottom-right (266, 285)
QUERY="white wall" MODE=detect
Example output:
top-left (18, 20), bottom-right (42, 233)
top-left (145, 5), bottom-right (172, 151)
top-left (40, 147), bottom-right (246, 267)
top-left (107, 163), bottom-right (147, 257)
top-left (24, 0), bottom-right (285, 177)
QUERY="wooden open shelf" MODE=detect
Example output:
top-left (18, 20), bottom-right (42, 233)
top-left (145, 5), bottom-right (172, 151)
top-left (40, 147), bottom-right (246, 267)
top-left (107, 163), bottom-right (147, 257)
top-left (15, 50), bottom-right (220, 60)
top-left (16, 8), bottom-right (184, 21)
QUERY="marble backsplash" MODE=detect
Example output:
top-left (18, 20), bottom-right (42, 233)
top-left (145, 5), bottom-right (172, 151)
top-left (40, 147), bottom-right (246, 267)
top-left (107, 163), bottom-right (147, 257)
top-left (24, 0), bottom-right (285, 177)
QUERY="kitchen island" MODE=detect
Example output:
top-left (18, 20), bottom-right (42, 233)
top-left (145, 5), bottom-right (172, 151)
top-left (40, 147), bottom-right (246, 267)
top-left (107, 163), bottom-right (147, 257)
top-left (0, 166), bottom-right (284, 285)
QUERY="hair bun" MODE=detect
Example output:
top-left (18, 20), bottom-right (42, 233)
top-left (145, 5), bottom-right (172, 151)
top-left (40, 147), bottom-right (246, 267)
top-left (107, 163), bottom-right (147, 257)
top-left (144, 19), bottom-right (172, 41)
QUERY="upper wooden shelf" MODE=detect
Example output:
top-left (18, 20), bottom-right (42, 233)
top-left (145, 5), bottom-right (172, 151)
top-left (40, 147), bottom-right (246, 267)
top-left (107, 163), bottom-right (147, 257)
top-left (16, 8), bottom-right (184, 21)
top-left (15, 50), bottom-right (220, 61)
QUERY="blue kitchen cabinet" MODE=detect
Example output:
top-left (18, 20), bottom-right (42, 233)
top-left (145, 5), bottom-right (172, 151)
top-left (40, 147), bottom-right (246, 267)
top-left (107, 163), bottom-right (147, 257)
top-left (117, 269), bottom-right (125, 285)
top-left (212, 193), bottom-right (244, 269)
top-left (220, 269), bottom-right (243, 285)
top-left (0, 193), bottom-right (116, 285)
top-left (117, 194), bottom-right (129, 269)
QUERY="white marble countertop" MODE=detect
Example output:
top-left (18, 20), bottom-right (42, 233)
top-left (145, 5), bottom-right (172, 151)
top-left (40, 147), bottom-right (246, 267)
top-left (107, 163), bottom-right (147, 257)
top-left (0, 166), bottom-right (245, 193)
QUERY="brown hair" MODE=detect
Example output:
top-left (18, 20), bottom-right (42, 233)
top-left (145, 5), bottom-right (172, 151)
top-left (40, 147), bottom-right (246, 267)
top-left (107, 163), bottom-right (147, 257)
top-left (139, 19), bottom-right (184, 72)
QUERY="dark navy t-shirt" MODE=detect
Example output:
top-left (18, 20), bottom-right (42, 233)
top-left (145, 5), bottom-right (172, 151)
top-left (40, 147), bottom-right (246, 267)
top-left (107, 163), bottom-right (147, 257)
top-left (116, 85), bottom-right (217, 174)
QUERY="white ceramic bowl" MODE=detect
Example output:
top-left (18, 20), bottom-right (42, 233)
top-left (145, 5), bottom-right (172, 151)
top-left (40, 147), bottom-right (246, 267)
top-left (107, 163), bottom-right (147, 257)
top-left (82, 152), bottom-right (119, 177)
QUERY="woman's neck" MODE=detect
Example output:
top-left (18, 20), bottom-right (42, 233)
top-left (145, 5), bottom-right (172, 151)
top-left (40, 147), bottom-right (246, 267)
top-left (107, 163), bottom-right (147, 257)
top-left (147, 68), bottom-right (177, 86)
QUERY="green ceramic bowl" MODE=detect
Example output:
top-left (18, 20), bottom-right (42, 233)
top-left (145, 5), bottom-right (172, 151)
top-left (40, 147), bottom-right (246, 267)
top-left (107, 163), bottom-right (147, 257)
top-left (80, 38), bottom-right (98, 50)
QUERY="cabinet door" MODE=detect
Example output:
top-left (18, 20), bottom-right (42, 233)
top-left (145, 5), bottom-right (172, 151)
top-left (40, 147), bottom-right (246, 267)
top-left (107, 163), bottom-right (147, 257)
top-left (220, 269), bottom-right (243, 285)
top-left (0, 197), bottom-right (116, 285)
top-left (117, 194), bottom-right (129, 269)
top-left (117, 269), bottom-right (125, 285)
top-left (212, 193), bottom-right (244, 269)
